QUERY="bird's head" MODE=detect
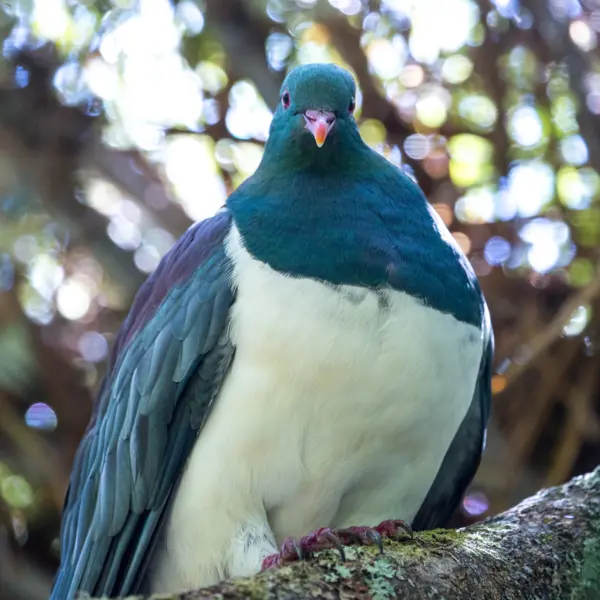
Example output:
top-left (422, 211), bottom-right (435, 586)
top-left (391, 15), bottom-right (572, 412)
top-left (260, 63), bottom-right (364, 172)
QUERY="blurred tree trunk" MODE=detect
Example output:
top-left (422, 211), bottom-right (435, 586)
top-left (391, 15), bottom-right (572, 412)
top-left (94, 468), bottom-right (600, 600)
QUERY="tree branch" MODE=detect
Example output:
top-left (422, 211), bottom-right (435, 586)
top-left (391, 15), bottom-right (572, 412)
top-left (95, 468), bottom-right (600, 599)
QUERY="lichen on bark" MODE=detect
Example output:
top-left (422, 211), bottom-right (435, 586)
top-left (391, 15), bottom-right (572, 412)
top-left (90, 468), bottom-right (600, 600)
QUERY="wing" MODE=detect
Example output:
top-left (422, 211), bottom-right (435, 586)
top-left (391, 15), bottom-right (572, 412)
top-left (412, 304), bottom-right (494, 531)
top-left (50, 210), bottom-right (235, 600)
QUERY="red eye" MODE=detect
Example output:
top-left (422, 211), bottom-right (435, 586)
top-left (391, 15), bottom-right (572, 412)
top-left (282, 90), bottom-right (290, 109)
top-left (349, 98), bottom-right (356, 114)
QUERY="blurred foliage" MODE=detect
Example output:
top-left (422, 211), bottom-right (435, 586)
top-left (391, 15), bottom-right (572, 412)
top-left (1, 0), bottom-right (600, 598)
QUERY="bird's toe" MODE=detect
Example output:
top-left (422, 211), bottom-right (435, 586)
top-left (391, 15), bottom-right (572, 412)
top-left (261, 528), bottom-right (344, 570)
top-left (374, 518), bottom-right (414, 539)
top-left (260, 519), bottom-right (413, 571)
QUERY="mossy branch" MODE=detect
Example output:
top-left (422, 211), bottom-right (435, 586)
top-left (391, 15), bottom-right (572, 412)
top-left (94, 468), bottom-right (600, 600)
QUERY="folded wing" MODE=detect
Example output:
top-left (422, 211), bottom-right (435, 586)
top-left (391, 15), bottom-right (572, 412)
top-left (50, 211), bottom-right (235, 599)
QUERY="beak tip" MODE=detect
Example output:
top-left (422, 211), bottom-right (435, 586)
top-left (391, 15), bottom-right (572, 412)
top-left (304, 110), bottom-right (335, 148)
top-left (315, 133), bottom-right (327, 148)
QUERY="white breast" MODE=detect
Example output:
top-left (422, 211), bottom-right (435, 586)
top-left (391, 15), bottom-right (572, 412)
top-left (148, 225), bottom-right (483, 593)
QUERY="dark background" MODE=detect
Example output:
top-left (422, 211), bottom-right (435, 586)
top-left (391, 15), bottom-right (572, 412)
top-left (1, 0), bottom-right (600, 598)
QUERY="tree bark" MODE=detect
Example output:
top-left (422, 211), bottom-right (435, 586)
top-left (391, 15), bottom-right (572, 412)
top-left (93, 468), bottom-right (600, 600)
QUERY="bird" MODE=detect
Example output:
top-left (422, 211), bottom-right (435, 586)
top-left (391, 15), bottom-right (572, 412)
top-left (50, 63), bottom-right (493, 599)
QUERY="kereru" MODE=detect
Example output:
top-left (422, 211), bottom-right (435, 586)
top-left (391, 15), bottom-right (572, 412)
top-left (50, 63), bottom-right (493, 599)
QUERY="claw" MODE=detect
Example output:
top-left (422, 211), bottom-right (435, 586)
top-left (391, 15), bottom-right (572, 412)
top-left (365, 528), bottom-right (384, 554)
top-left (292, 537), bottom-right (304, 560)
top-left (389, 519), bottom-right (413, 539)
top-left (324, 530), bottom-right (346, 561)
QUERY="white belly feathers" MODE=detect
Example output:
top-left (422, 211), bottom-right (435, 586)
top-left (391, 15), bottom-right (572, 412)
top-left (147, 225), bottom-right (483, 593)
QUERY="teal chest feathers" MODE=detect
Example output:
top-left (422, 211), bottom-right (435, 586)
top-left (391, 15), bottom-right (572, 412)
top-left (228, 168), bottom-right (483, 329)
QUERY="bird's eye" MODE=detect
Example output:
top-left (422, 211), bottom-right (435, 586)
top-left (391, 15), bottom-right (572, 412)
top-left (349, 98), bottom-right (356, 114)
top-left (282, 91), bottom-right (290, 109)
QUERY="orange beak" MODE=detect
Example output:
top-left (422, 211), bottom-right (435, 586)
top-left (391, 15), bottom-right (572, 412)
top-left (304, 110), bottom-right (336, 148)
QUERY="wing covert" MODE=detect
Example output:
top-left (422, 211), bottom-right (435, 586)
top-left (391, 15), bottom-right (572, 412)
top-left (50, 211), bottom-right (234, 599)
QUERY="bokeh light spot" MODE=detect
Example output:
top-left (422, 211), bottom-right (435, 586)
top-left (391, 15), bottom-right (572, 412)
top-left (416, 94), bottom-right (448, 128)
top-left (559, 135), bottom-right (589, 167)
top-left (462, 491), bottom-right (489, 517)
top-left (570, 20), bottom-right (596, 51)
top-left (491, 374), bottom-right (507, 394)
top-left (78, 332), bottom-right (109, 363)
top-left (447, 134), bottom-right (493, 188)
top-left (359, 119), bottom-right (387, 146)
top-left (1, 475), bottom-right (34, 509)
top-left (458, 95), bottom-right (497, 131)
top-left (399, 64), bottom-right (424, 88)
top-left (56, 278), bottom-right (92, 320)
top-left (176, 0), bottom-right (205, 35)
top-left (508, 106), bottom-right (543, 148)
top-left (563, 305), bottom-right (591, 337)
top-left (404, 134), bottom-right (431, 160)
top-left (134, 244), bottom-right (162, 273)
top-left (455, 187), bottom-right (495, 224)
top-left (25, 403), bottom-right (58, 432)
top-left (441, 55), bottom-right (473, 84)
top-left (508, 162), bottom-right (554, 218)
top-left (484, 236), bottom-right (511, 266)
top-left (366, 37), bottom-right (407, 79)
top-left (452, 231), bottom-right (471, 254)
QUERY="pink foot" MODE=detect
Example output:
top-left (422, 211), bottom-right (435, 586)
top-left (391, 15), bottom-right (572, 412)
top-left (261, 519), bottom-right (413, 570)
